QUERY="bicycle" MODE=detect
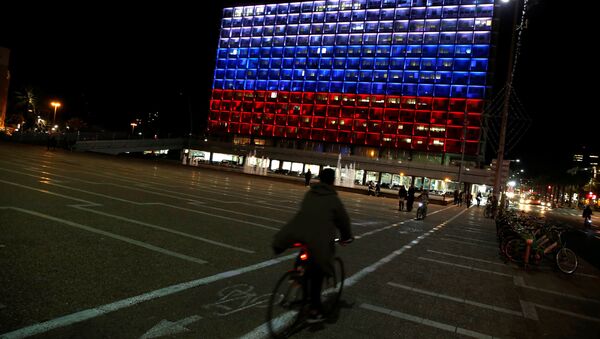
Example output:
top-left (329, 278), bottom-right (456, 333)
top-left (266, 239), bottom-right (348, 338)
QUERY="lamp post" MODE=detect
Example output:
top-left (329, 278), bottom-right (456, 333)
top-left (130, 122), bottom-right (138, 135)
top-left (51, 102), bottom-right (61, 125)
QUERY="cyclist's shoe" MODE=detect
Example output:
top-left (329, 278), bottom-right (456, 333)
top-left (306, 311), bottom-right (325, 324)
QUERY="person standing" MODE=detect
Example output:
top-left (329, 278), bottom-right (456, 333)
top-left (398, 185), bottom-right (407, 211)
top-left (305, 169), bottom-right (312, 186)
top-left (476, 192), bottom-right (482, 207)
top-left (406, 185), bottom-right (416, 212)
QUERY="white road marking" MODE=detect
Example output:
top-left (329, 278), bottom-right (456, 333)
top-left (513, 276), bottom-right (600, 304)
top-left (140, 315), bottom-right (202, 339)
top-left (0, 207), bottom-right (207, 265)
top-left (439, 237), bottom-right (497, 249)
top-left (0, 254), bottom-right (296, 339)
top-left (418, 257), bottom-right (512, 277)
top-left (435, 234), bottom-right (496, 245)
top-left (360, 303), bottom-right (496, 339)
top-left (426, 250), bottom-right (507, 266)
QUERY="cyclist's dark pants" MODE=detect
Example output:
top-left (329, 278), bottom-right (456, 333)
top-left (306, 262), bottom-right (324, 312)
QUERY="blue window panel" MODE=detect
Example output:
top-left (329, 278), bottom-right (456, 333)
top-left (427, 7), bottom-right (442, 18)
top-left (418, 84), bottom-right (434, 96)
top-left (345, 70), bottom-right (359, 81)
top-left (289, 3), bottom-right (300, 13)
top-left (272, 47), bottom-right (283, 58)
top-left (455, 45), bottom-right (472, 57)
top-left (297, 36), bottom-right (309, 46)
top-left (236, 69), bottom-right (247, 79)
top-left (308, 46), bottom-right (321, 57)
top-left (287, 14), bottom-right (299, 24)
top-left (359, 70), bottom-right (373, 81)
top-left (269, 69), bottom-right (281, 79)
top-left (213, 79), bottom-right (224, 89)
top-left (439, 32), bottom-right (456, 44)
top-left (358, 82), bottom-right (372, 94)
top-left (226, 70), bottom-right (236, 79)
top-left (265, 4), bottom-right (277, 15)
top-left (244, 80), bottom-right (256, 90)
top-left (462, 85), bottom-right (484, 99)
top-left (333, 58), bottom-right (346, 68)
top-left (258, 70), bottom-right (269, 79)
top-left (264, 16), bottom-right (275, 25)
top-left (469, 72), bottom-right (486, 85)
top-left (330, 82), bottom-right (343, 92)
top-left (390, 57), bottom-right (405, 69)
top-left (472, 45), bottom-right (489, 58)
top-left (259, 59), bottom-right (270, 68)
top-left (241, 27), bottom-right (251, 37)
top-left (215, 69), bottom-right (226, 79)
top-left (346, 58), bottom-right (360, 68)
top-left (364, 34), bottom-right (378, 44)
top-left (409, 20), bottom-right (425, 32)
top-left (391, 45), bottom-right (406, 56)
top-left (338, 23), bottom-right (351, 33)
top-left (332, 70), bottom-right (345, 81)
top-left (267, 80), bottom-right (279, 91)
top-left (217, 59), bottom-right (227, 68)
top-left (403, 84), bottom-right (418, 96)
top-left (420, 58), bottom-right (436, 70)
top-left (438, 45), bottom-right (455, 57)
top-left (293, 69), bottom-right (305, 80)
top-left (304, 81), bottom-right (317, 92)
top-left (307, 58), bottom-right (320, 68)
top-left (285, 36), bottom-right (297, 45)
top-left (283, 58), bottom-right (294, 68)
top-left (442, 6), bottom-right (458, 18)
top-left (323, 35), bottom-right (336, 45)
top-left (405, 58), bottom-right (421, 70)
top-left (249, 48), bottom-right (260, 58)
top-left (436, 71), bottom-right (452, 84)
top-left (406, 45), bottom-right (422, 56)
top-left (218, 49), bottom-right (228, 58)
top-left (420, 71), bottom-right (435, 83)
top-left (454, 59), bottom-right (470, 71)
top-left (240, 38), bottom-right (251, 47)
top-left (458, 18), bottom-right (475, 30)
top-left (284, 47), bottom-right (295, 57)
top-left (219, 39), bottom-right (228, 48)
top-left (437, 58), bottom-right (453, 70)
top-left (374, 70), bottom-right (388, 82)
top-left (318, 69), bottom-right (331, 80)
top-left (334, 46), bottom-right (348, 57)
top-left (313, 12), bottom-right (325, 22)
top-left (452, 72), bottom-right (469, 84)
top-left (317, 81), bottom-right (330, 92)
top-left (389, 70), bottom-right (403, 82)
top-left (326, 12), bottom-right (338, 22)
top-left (395, 8), bottom-right (410, 20)
top-left (292, 81), bottom-right (304, 91)
top-left (339, 11), bottom-right (352, 21)
top-left (238, 48), bottom-right (249, 57)
top-left (477, 4), bottom-right (494, 17)
top-left (224, 80), bottom-right (235, 89)
top-left (251, 37), bottom-right (262, 47)
top-left (410, 8), bottom-right (426, 19)
top-left (375, 45), bottom-right (391, 57)
top-left (474, 31), bottom-right (491, 44)
top-left (305, 69), bottom-right (318, 80)
top-left (336, 34), bottom-right (349, 45)
top-left (296, 46), bottom-right (308, 57)
top-left (321, 47), bottom-right (333, 57)
top-left (348, 45), bottom-right (362, 56)
top-left (434, 84), bottom-right (450, 97)
top-left (381, 9), bottom-right (395, 20)
top-left (232, 18), bottom-right (242, 27)
top-left (387, 83), bottom-right (403, 95)
top-left (470, 59), bottom-right (488, 72)
top-left (309, 35), bottom-right (322, 46)
top-left (301, 2), bottom-right (313, 12)
top-left (277, 3), bottom-right (288, 14)
top-left (374, 58), bottom-right (390, 69)
top-left (459, 5), bottom-right (476, 17)
top-left (372, 83), bottom-right (387, 94)
top-left (444, 0), bottom-right (459, 5)
top-left (227, 59), bottom-right (237, 68)
top-left (286, 25), bottom-right (299, 35)
top-left (422, 45), bottom-right (438, 57)
top-left (361, 58), bottom-right (375, 69)
top-left (377, 33), bottom-right (392, 44)
top-left (253, 16), bottom-right (264, 26)
top-left (262, 37), bottom-right (273, 47)
top-left (382, 0), bottom-right (397, 7)
top-left (352, 10), bottom-right (366, 21)
top-left (441, 19), bottom-right (457, 31)
top-left (394, 20), bottom-right (409, 32)
top-left (276, 16), bottom-right (287, 25)
top-left (281, 69), bottom-right (293, 80)
top-left (262, 26), bottom-right (274, 36)
top-left (424, 32), bottom-right (439, 44)
top-left (379, 21), bottom-right (393, 32)
top-left (320, 58), bottom-right (333, 68)
top-left (343, 82), bottom-right (357, 94)
top-left (456, 32), bottom-right (473, 44)
top-left (403, 71), bottom-right (419, 83)
top-left (450, 85), bottom-right (467, 98)
top-left (363, 45), bottom-right (376, 56)
top-left (425, 19), bottom-right (440, 31)
top-left (367, 9), bottom-right (380, 20)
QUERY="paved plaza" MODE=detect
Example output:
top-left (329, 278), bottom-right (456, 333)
top-left (0, 142), bottom-right (599, 338)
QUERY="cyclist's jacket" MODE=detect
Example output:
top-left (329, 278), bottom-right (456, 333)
top-left (273, 183), bottom-right (352, 275)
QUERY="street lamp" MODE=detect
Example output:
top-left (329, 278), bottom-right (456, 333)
top-left (130, 122), bottom-right (138, 134)
top-left (51, 102), bottom-right (61, 125)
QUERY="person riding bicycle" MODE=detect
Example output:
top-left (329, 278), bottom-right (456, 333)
top-left (272, 168), bottom-right (353, 323)
top-left (583, 205), bottom-right (593, 227)
top-left (416, 190), bottom-right (429, 219)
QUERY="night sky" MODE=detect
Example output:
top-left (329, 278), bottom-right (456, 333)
top-left (0, 1), bottom-right (594, 177)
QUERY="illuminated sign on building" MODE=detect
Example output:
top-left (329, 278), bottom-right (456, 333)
top-left (209, 0), bottom-right (494, 155)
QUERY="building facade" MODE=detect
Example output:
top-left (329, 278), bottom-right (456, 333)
top-left (0, 47), bottom-right (10, 129)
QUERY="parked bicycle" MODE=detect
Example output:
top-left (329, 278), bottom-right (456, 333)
top-left (266, 239), bottom-right (349, 338)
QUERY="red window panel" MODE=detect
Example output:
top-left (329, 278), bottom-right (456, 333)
top-left (311, 129), bottom-right (324, 141)
top-left (414, 111), bottom-right (430, 123)
top-left (303, 92), bottom-right (315, 103)
top-left (289, 104), bottom-right (301, 115)
top-left (429, 125), bottom-right (446, 138)
top-left (371, 95), bottom-right (386, 108)
top-left (241, 113), bottom-right (252, 123)
top-left (428, 138), bottom-right (445, 152)
top-left (354, 119), bottom-right (367, 132)
top-left (466, 127), bottom-right (481, 141)
top-left (398, 136), bottom-right (412, 148)
top-left (412, 137), bottom-right (428, 151)
top-left (323, 130), bottom-right (338, 142)
top-left (356, 94), bottom-right (370, 107)
top-left (275, 114), bottom-right (287, 126)
top-left (329, 93), bottom-right (342, 105)
top-left (260, 124), bottom-right (274, 137)
top-left (315, 94), bottom-right (328, 104)
top-left (446, 127), bottom-right (462, 139)
top-left (417, 97), bottom-right (432, 110)
top-left (233, 91), bottom-right (244, 101)
top-left (274, 126), bottom-right (285, 137)
top-left (353, 132), bottom-right (366, 144)
top-left (414, 124), bottom-right (429, 137)
top-left (401, 97), bottom-right (417, 109)
top-left (326, 117), bottom-right (339, 129)
top-left (369, 107), bottom-right (384, 120)
top-left (220, 101), bottom-right (231, 111)
top-left (228, 122), bottom-right (240, 134)
top-left (447, 112), bottom-right (464, 126)
top-left (366, 133), bottom-right (381, 146)
top-left (222, 90), bottom-right (233, 100)
top-left (298, 127), bottom-right (311, 139)
top-left (354, 107), bottom-right (368, 119)
top-left (382, 122), bottom-right (397, 134)
top-left (399, 109), bottom-right (415, 122)
top-left (467, 113), bottom-right (482, 127)
top-left (386, 96), bottom-right (401, 108)
top-left (430, 111), bottom-right (447, 125)
top-left (465, 141), bottom-right (479, 155)
top-left (211, 100), bottom-right (221, 110)
top-left (445, 140), bottom-right (461, 153)
top-left (382, 134), bottom-right (396, 147)
top-left (263, 113), bottom-right (275, 125)
top-left (384, 108), bottom-right (400, 122)
top-left (287, 115), bottom-right (300, 126)
top-left (230, 112), bottom-right (241, 122)
top-left (338, 131), bottom-right (352, 144)
top-left (466, 99), bottom-right (484, 113)
top-left (211, 89), bottom-right (223, 100)
top-left (254, 91), bottom-right (266, 101)
top-left (432, 98), bottom-right (448, 111)
top-left (367, 121), bottom-right (381, 133)
top-left (240, 123), bottom-right (251, 134)
top-left (243, 91), bottom-right (255, 102)
top-left (290, 92), bottom-right (303, 103)
top-left (242, 101), bottom-right (254, 112)
top-left (266, 93), bottom-right (278, 103)
top-left (231, 101), bottom-right (242, 112)
top-left (314, 105), bottom-right (327, 116)
top-left (313, 117), bottom-right (326, 128)
top-left (301, 104), bottom-right (313, 115)
top-left (397, 123), bottom-right (412, 137)
top-left (276, 103), bottom-right (288, 114)
top-left (265, 102), bottom-right (276, 114)
top-left (341, 94), bottom-right (356, 106)
top-left (209, 111), bottom-right (220, 120)
top-left (252, 113), bottom-right (263, 124)
top-left (339, 118), bottom-right (353, 131)
top-left (254, 102), bottom-right (265, 113)
top-left (277, 92), bottom-right (290, 103)
top-left (251, 124), bottom-right (260, 134)
top-left (300, 116), bottom-right (312, 127)
top-left (326, 105), bottom-right (341, 117)
top-left (286, 127), bottom-right (298, 138)
top-left (341, 106), bottom-right (354, 118)
top-left (448, 98), bottom-right (466, 112)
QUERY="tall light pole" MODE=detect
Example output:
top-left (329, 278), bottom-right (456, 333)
top-left (493, 0), bottom-right (521, 200)
top-left (51, 101), bottom-right (61, 125)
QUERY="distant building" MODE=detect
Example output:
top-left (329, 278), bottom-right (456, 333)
top-left (0, 47), bottom-right (10, 129)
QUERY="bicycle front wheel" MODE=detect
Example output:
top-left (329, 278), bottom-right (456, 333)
top-left (556, 248), bottom-right (578, 274)
top-left (267, 271), bottom-right (305, 338)
top-left (321, 257), bottom-right (345, 316)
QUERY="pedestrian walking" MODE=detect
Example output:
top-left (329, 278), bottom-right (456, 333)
top-left (406, 185), bottom-right (415, 212)
top-left (476, 192), bottom-right (482, 207)
top-left (398, 185), bottom-right (407, 211)
top-left (304, 169), bottom-right (312, 186)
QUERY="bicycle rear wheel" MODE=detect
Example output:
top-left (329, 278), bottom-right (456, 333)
top-left (556, 248), bottom-right (578, 274)
top-left (267, 271), bottom-right (305, 338)
top-left (321, 257), bottom-right (345, 316)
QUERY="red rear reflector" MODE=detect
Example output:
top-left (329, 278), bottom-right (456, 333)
top-left (300, 253), bottom-right (308, 261)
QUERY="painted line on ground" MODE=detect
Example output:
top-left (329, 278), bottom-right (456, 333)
top-left (0, 254), bottom-right (296, 339)
top-left (426, 250), bottom-right (507, 267)
top-left (513, 276), bottom-right (600, 304)
top-left (418, 257), bottom-right (512, 277)
top-left (439, 238), bottom-right (497, 249)
top-left (359, 303), bottom-right (497, 339)
top-left (441, 234), bottom-right (496, 245)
